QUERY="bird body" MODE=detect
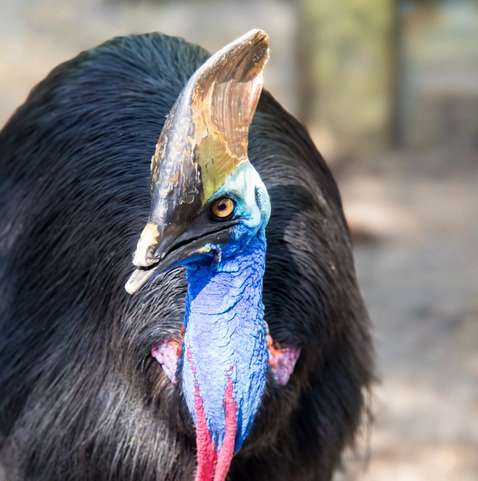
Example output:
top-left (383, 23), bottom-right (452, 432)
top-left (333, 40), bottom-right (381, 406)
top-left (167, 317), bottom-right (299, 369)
top-left (0, 31), bottom-right (373, 481)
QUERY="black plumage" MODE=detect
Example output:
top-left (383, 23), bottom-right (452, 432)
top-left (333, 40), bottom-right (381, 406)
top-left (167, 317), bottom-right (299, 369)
top-left (0, 33), bottom-right (373, 481)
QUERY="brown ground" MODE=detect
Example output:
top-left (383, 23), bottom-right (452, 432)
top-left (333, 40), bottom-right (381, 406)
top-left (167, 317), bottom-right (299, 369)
top-left (338, 151), bottom-right (478, 481)
top-left (1, 2), bottom-right (477, 480)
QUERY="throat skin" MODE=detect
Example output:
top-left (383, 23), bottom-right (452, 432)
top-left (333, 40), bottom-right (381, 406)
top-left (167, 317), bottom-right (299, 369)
top-left (181, 232), bottom-right (269, 480)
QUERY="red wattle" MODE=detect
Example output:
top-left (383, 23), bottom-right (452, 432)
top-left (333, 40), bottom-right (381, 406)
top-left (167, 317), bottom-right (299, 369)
top-left (213, 378), bottom-right (237, 481)
top-left (193, 381), bottom-right (217, 481)
top-left (187, 349), bottom-right (238, 481)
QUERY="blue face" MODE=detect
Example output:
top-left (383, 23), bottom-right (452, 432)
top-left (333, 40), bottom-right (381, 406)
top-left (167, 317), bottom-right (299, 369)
top-left (206, 161), bottom-right (271, 253)
top-left (176, 160), bottom-right (271, 269)
top-left (177, 161), bottom-right (271, 462)
top-left (128, 159), bottom-right (272, 481)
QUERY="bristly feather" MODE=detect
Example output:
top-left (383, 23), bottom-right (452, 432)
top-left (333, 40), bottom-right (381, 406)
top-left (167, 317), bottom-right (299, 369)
top-left (0, 33), bottom-right (373, 481)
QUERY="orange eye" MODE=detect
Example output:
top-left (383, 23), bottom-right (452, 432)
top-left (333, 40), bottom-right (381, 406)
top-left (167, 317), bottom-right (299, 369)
top-left (210, 197), bottom-right (235, 220)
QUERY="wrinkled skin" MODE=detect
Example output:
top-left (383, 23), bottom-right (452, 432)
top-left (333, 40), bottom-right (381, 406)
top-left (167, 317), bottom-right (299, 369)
top-left (0, 33), bottom-right (373, 481)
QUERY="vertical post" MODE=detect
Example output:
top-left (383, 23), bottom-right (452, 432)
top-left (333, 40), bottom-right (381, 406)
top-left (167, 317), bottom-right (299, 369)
top-left (296, 0), bottom-right (394, 153)
top-left (389, 0), bottom-right (404, 148)
top-left (295, 0), bottom-right (318, 128)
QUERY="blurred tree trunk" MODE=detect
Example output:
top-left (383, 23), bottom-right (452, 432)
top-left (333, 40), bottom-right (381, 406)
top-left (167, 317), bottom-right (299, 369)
top-left (295, 0), bottom-right (317, 128)
top-left (388, 0), bottom-right (404, 148)
top-left (296, 0), bottom-right (392, 155)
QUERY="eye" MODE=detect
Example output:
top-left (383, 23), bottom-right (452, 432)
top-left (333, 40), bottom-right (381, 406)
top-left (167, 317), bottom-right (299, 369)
top-left (210, 197), bottom-right (235, 221)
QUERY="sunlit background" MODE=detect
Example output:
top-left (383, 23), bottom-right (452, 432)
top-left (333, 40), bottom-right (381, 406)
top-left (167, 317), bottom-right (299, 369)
top-left (1, 1), bottom-right (477, 480)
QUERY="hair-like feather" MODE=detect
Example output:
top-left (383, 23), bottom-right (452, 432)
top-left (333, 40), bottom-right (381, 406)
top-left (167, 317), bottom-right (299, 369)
top-left (0, 33), bottom-right (373, 481)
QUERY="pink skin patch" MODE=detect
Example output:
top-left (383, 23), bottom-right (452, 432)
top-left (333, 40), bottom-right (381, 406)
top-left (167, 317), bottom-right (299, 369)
top-left (151, 335), bottom-right (301, 386)
top-left (267, 335), bottom-right (301, 385)
top-left (151, 338), bottom-right (299, 481)
top-left (151, 340), bottom-right (181, 384)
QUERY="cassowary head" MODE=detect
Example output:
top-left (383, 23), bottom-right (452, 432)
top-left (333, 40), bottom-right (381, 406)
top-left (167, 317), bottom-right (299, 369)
top-left (126, 29), bottom-right (271, 294)
top-left (125, 30), bottom-right (297, 481)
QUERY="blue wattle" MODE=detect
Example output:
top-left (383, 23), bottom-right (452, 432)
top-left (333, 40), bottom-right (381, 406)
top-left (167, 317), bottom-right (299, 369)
top-left (181, 231), bottom-right (268, 452)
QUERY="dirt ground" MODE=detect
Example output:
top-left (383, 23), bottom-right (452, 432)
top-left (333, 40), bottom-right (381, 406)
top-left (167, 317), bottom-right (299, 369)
top-left (1, 1), bottom-right (477, 480)
top-left (338, 151), bottom-right (478, 481)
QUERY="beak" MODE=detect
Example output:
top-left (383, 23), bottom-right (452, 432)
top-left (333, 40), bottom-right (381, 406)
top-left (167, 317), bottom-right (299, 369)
top-left (125, 217), bottom-right (237, 294)
top-left (125, 28), bottom-right (270, 296)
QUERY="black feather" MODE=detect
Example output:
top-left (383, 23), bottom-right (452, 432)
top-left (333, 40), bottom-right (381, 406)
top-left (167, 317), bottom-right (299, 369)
top-left (0, 33), bottom-right (373, 481)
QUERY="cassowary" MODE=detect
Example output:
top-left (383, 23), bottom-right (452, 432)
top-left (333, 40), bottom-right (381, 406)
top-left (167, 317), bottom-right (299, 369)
top-left (0, 30), bottom-right (373, 481)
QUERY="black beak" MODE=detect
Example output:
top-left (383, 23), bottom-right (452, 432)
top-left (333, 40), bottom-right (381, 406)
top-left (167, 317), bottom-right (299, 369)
top-left (125, 217), bottom-right (236, 294)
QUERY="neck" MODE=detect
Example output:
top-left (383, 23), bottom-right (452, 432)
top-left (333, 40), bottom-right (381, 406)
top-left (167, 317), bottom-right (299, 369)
top-left (181, 232), bottom-right (269, 481)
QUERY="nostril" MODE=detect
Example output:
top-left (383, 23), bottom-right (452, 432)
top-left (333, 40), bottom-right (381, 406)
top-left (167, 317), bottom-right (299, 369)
top-left (133, 245), bottom-right (159, 267)
top-left (132, 223), bottom-right (161, 267)
top-left (153, 246), bottom-right (166, 261)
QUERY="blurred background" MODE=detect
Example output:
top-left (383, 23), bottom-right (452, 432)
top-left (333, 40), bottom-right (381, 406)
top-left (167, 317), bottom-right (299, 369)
top-left (1, 0), bottom-right (477, 479)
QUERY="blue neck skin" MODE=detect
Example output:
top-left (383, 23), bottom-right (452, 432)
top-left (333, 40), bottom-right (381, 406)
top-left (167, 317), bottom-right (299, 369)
top-left (181, 230), bottom-right (269, 452)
